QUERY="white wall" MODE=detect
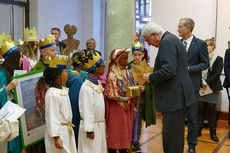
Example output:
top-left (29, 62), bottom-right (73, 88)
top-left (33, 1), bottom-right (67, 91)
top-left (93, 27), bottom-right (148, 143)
top-left (150, 0), bottom-right (229, 112)
top-left (37, 0), bottom-right (83, 48)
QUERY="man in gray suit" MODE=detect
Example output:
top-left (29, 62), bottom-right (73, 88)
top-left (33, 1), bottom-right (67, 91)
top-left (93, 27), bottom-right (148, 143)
top-left (178, 18), bottom-right (209, 153)
top-left (142, 22), bottom-right (196, 153)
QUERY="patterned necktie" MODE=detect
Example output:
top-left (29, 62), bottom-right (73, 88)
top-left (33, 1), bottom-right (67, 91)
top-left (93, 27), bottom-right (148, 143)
top-left (183, 40), bottom-right (187, 51)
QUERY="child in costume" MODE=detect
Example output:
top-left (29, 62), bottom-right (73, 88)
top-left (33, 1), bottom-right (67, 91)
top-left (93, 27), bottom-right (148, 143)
top-left (78, 51), bottom-right (107, 153)
top-left (35, 55), bottom-right (77, 153)
top-left (105, 48), bottom-right (136, 153)
top-left (30, 34), bottom-right (57, 72)
top-left (127, 42), bottom-right (156, 152)
top-left (0, 33), bottom-right (23, 153)
top-left (21, 27), bottom-right (38, 72)
top-left (66, 50), bottom-right (85, 148)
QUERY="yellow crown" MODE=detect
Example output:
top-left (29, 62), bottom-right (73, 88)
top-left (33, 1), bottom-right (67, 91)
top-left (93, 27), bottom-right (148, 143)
top-left (38, 34), bottom-right (56, 50)
top-left (24, 27), bottom-right (38, 42)
top-left (84, 51), bottom-right (102, 71)
top-left (131, 41), bottom-right (144, 51)
top-left (45, 55), bottom-right (68, 69)
top-left (0, 33), bottom-right (18, 58)
top-left (16, 39), bottom-right (24, 46)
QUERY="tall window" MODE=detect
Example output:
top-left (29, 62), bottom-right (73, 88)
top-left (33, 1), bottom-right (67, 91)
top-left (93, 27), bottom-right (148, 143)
top-left (135, 0), bottom-right (151, 62)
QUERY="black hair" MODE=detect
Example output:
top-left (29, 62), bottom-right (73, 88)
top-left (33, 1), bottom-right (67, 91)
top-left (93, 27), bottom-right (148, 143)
top-left (3, 48), bottom-right (22, 81)
top-left (51, 27), bottom-right (61, 34)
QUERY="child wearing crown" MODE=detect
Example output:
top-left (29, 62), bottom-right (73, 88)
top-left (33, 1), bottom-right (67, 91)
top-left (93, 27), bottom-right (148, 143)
top-left (127, 42), bottom-right (156, 152)
top-left (0, 33), bottom-right (23, 153)
top-left (21, 27), bottom-right (38, 72)
top-left (78, 52), bottom-right (107, 153)
top-left (30, 34), bottom-right (57, 72)
top-left (66, 50), bottom-right (85, 148)
top-left (35, 55), bottom-right (77, 153)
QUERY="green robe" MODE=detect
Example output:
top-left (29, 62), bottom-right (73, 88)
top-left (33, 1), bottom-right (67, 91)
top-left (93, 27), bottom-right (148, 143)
top-left (30, 57), bottom-right (46, 72)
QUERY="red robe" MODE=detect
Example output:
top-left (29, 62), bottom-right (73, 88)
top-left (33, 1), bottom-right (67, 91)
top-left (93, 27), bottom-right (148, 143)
top-left (105, 69), bottom-right (135, 149)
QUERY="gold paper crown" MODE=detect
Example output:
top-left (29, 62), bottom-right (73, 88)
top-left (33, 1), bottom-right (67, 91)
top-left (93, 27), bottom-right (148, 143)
top-left (45, 55), bottom-right (68, 69)
top-left (0, 33), bottom-right (18, 58)
top-left (16, 39), bottom-right (24, 46)
top-left (24, 27), bottom-right (38, 42)
top-left (84, 52), bottom-right (102, 71)
top-left (131, 41), bottom-right (144, 51)
top-left (38, 34), bottom-right (56, 50)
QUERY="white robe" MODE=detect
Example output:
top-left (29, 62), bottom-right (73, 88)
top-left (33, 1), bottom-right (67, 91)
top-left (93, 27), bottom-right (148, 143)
top-left (78, 80), bottom-right (107, 153)
top-left (45, 87), bottom-right (77, 153)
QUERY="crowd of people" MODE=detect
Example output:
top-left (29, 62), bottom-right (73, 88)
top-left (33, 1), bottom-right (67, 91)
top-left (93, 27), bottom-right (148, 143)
top-left (0, 17), bottom-right (230, 153)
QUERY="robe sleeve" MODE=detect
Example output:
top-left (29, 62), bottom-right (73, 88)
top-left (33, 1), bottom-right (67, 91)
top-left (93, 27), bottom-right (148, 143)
top-left (105, 72), bottom-right (120, 101)
top-left (79, 85), bottom-right (95, 132)
top-left (45, 92), bottom-right (62, 137)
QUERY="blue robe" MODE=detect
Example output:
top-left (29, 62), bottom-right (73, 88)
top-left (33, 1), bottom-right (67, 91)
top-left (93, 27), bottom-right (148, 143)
top-left (0, 68), bottom-right (22, 153)
top-left (66, 71), bottom-right (83, 148)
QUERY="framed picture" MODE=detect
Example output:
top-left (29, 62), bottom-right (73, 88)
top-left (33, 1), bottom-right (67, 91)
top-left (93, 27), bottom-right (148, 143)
top-left (13, 69), bottom-right (45, 149)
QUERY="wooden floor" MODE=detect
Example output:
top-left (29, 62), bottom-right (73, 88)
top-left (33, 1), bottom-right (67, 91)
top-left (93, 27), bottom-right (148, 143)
top-left (133, 118), bottom-right (230, 153)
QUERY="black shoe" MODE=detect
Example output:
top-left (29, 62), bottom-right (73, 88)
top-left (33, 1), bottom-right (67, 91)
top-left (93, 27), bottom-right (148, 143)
top-left (133, 143), bottom-right (142, 152)
top-left (188, 146), bottom-right (196, 153)
top-left (211, 134), bottom-right (219, 142)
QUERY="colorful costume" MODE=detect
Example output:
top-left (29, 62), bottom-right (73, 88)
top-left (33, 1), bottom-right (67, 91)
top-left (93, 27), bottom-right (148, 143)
top-left (105, 48), bottom-right (135, 150)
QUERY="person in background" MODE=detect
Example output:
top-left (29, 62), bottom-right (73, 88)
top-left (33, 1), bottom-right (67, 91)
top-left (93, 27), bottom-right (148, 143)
top-left (21, 27), bottom-right (38, 72)
top-left (197, 37), bottom-right (223, 142)
top-left (142, 22), bottom-right (196, 153)
top-left (31, 34), bottom-right (57, 72)
top-left (78, 51), bottom-right (107, 153)
top-left (223, 42), bottom-right (230, 130)
top-left (35, 55), bottom-right (77, 153)
top-left (177, 17), bottom-right (209, 153)
top-left (84, 38), bottom-right (101, 56)
top-left (105, 48), bottom-right (136, 153)
top-left (51, 27), bottom-right (66, 55)
top-left (0, 35), bottom-right (23, 153)
top-left (66, 50), bottom-right (85, 148)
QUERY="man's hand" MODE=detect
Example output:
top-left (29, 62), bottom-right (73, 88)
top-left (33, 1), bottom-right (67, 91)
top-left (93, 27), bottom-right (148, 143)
top-left (6, 79), bottom-right (18, 92)
top-left (54, 137), bottom-right (63, 149)
top-left (143, 73), bottom-right (151, 83)
top-left (188, 66), bottom-right (190, 72)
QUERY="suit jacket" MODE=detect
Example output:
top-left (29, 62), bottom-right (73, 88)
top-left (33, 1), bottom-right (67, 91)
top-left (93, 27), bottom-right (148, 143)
top-left (149, 31), bottom-right (196, 113)
top-left (206, 56), bottom-right (223, 91)
top-left (223, 49), bottom-right (230, 88)
top-left (186, 36), bottom-right (209, 91)
top-left (58, 41), bottom-right (66, 55)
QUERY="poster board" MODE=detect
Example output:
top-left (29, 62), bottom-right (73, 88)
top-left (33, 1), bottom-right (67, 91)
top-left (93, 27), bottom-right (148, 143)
top-left (13, 69), bottom-right (45, 149)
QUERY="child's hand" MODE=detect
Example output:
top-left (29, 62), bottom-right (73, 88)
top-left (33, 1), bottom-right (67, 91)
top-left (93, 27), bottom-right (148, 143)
top-left (54, 137), bottom-right (63, 149)
top-left (6, 79), bottom-right (18, 92)
top-left (87, 132), bottom-right (95, 140)
top-left (139, 86), bottom-right (145, 93)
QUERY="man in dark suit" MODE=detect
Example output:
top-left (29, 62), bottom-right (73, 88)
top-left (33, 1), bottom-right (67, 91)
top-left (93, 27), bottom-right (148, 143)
top-left (51, 27), bottom-right (66, 55)
top-left (177, 18), bottom-right (209, 153)
top-left (142, 22), bottom-right (196, 153)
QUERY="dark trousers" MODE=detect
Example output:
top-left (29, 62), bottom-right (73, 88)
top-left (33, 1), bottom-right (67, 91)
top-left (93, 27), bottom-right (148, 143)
top-left (198, 101), bottom-right (217, 130)
top-left (186, 91), bottom-right (199, 147)
top-left (162, 107), bottom-right (185, 153)
top-left (225, 88), bottom-right (230, 126)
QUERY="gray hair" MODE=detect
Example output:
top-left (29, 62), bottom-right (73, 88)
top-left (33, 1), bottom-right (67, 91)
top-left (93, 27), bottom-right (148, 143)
top-left (180, 18), bottom-right (195, 32)
top-left (141, 22), bottom-right (164, 38)
top-left (86, 38), bottom-right (96, 47)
